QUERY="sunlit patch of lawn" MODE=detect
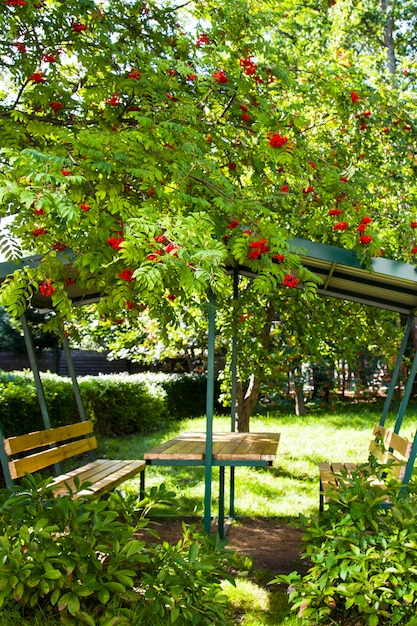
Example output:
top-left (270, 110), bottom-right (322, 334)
top-left (222, 577), bottom-right (304, 625)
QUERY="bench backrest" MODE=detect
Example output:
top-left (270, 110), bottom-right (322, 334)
top-left (370, 424), bottom-right (414, 482)
top-left (3, 421), bottom-right (97, 480)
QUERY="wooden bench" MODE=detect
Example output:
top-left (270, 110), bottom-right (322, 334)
top-left (318, 424), bottom-right (415, 512)
top-left (0, 420), bottom-right (146, 498)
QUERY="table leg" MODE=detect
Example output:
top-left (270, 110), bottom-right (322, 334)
top-left (229, 466), bottom-right (235, 518)
top-left (219, 465), bottom-right (225, 539)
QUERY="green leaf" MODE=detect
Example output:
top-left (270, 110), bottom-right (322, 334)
top-left (189, 541), bottom-right (200, 564)
top-left (98, 587), bottom-right (110, 605)
top-left (368, 613), bottom-right (379, 626)
top-left (67, 593), bottom-right (81, 616)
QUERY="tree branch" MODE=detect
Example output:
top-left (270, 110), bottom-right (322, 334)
top-left (188, 174), bottom-right (235, 200)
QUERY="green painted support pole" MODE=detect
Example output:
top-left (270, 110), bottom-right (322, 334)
top-left (20, 312), bottom-right (62, 475)
top-left (380, 315), bottom-right (413, 427)
top-left (401, 430), bottom-right (417, 488)
top-left (204, 290), bottom-right (216, 535)
top-left (229, 270), bottom-right (239, 518)
top-left (394, 340), bottom-right (417, 434)
top-left (218, 466), bottom-right (225, 539)
top-left (0, 421), bottom-right (13, 487)
top-left (62, 337), bottom-right (96, 461)
top-left (20, 313), bottom-right (52, 430)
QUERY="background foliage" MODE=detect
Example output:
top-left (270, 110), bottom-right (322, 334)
top-left (0, 371), bottom-right (224, 438)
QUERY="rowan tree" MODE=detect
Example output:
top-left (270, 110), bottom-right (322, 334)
top-left (0, 0), bottom-right (415, 427)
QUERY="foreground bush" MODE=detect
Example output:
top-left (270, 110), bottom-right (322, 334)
top-left (275, 461), bottom-right (417, 625)
top-left (0, 474), bottom-right (235, 625)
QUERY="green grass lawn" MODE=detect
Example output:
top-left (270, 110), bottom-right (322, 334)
top-left (100, 399), bottom-right (417, 521)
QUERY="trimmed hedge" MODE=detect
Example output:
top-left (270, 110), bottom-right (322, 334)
top-left (0, 371), bottom-right (224, 438)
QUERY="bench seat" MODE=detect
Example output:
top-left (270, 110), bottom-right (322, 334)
top-left (50, 458), bottom-right (146, 497)
top-left (318, 424), bottom-right (414, 511)
top-left (1, 420), bottom-right (146, 498)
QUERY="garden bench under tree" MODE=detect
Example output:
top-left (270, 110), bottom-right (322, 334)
top-left (318, 423), bottom-right (417, 512)
top-left (0, 318), bottom-right (145, 498)
top-left (0, 419), bottom-right (146, 497)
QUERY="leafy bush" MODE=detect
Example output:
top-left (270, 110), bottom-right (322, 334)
top-left (0, 475), bottom-right (235, 625)
top-left (79, 374), bottom-right (169, 435)
top-left (274, 461), bottom-right (417, 625)
top-left (159, 373), bottom-right (225, 418)
top-left (0, 371), bottom-right (223, 437)
top-left (143, 523), bottom-right (235, 625)
top-left (0, 371), bottom-right (78, 436)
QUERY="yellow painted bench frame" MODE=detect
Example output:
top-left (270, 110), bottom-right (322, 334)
top-left (318, 424), bottom-right (415, 512)
top-left (1, 420), bottom-right (145, 498)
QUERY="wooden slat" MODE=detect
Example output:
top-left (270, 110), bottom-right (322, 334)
top-left (213, 438), bottom-right (242, 457)
top-left (319, 424), bottom-right (416, 509)
top-left (5, 421), bottom-right (94, 455)
top-left (373, 425), bottom-right (412, 458)
top-left (215, 434), bottom-right (280, 461)
top-left (344, 463), bottom-right (357, 474)
top-left (318, 462), bottom-right (338, 492)
top-left (369, 441), bottom-right (406, 477)
top-left (50, 459), bottom-right (116, 487)
top-left (9, 437), bottom-right (97, 479)
top-left (145, 436), bottom-right (205, 460)
top-left (144, 432), bottom-right (281, 462)
top-left (50, 459), bottom-right (146, 497)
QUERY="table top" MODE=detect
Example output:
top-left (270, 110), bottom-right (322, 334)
top-left (144, 431), bottom-right (280, 462)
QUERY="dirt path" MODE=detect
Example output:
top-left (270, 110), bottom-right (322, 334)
top-left (143, 517), bottom-right (307, 576)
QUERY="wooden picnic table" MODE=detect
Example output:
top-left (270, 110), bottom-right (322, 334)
top-left (144, 431), bottom-right (280, 537)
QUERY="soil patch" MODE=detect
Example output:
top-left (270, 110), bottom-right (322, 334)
top-left (142, 517), bottom-right (307, 576)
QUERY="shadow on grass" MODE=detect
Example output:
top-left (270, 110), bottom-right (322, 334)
top-left (267, 466), bottom-right (316, 483)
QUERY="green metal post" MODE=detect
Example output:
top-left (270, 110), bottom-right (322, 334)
top-left (380, 315), bottom-right (413, 427)
top-left (231, 269), bottom-right (239, 432)
top-left (394, 340), bottom-right (417, 434)
top-left (204, 290), bottom-right (216, 535)
top-left (62, 336), bottom-right (96, 461)
top-left (20, 312), bottom-right (62, 474)
top-left (20, 313), bottom-right (52, 430)
top-left (62, 337), bottom-right (87, 422)
top-left (401, 430), bottom-right (417, 488)
top-left (218, 466), bottom-right (225, 539)
top-left (229, 270), bottom-right (239, 518)
top-left (0, 421), bottom-right (13, 487)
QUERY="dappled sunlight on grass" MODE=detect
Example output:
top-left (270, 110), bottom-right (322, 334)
top-left (222, 578), bottom-right (303, 625)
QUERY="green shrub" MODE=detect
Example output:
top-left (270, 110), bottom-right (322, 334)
top-left (78, 374), bottom-right (169, 435)
top-left (274, 461), bottom-right (417, 625)
top-left (0, 370), bottom-right (224, 437)
top-left (0, 475), bottom-right (235, 625)
top-left (159, 372), bottom-right (225, 418)
top-left (143, 522), bottom-right (235, 625)
top-left (0, 371), bottom-right (78, 436)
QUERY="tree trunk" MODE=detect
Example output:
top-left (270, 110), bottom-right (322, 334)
top-left (380, 0), bottom-right (397, 84)
top-left (294, 381), bottom-right (306, 416)
top-left (236, 375), bottom-right (261, 432)
top-left (235, 301), bottom-right (275, 432)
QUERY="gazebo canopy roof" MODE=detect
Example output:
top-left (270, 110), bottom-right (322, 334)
top-left (233, 237), bottom-right (417, 315)
top-left (293, 237), bottom-right (417, 315)
top-left (1, 237), bottom-right (417, 313)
